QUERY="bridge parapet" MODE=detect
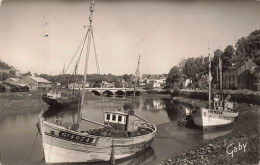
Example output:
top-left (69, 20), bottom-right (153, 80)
top-left (73, 87), bottom-right (142, 96)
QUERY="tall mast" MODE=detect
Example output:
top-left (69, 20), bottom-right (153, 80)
top-left (133, 39), bottom-right (144, 98)
top-left (208, 44), bottom-right (211, 110)
top-left (78, 0), bottom-right (95, 126)
top-left (130, 40), bottom-right (144, 115)
top-left (62, 59), bottom-right (66, 75)
top-left (219, 57), bottom-right (222, 94)
top-left (216, 65), bottom-right (218, 90)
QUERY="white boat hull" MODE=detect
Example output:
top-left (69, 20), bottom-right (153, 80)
top-left (193, 108), bottom-right (238, 129)
top-left (43, 143), bottom-right (136, 163)
top-left (40, 120), bottom-right (156, 164)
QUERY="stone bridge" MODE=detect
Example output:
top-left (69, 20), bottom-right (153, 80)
top-left (74, 87), bottom-right (141, 96)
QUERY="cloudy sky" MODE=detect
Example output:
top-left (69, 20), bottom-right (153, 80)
top-left (0, 0), bottom-right (259, 75)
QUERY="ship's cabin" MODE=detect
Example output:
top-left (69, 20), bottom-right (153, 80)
top-left (104, 111), bottom-right (128, 132)
top-left (213, 94), bottom-right (224, 110)
top-left (213, 94), bottom-right (234, 111)
top-left (47, 89), bottom-right (78, 99)
top-left (213, 101), bottom-right (224, 110)
top-left (99, 111), bottom-right (153, 137)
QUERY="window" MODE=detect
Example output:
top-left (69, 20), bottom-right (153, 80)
top-left (118, 115), bottom-right (122, 122)
top-left (106, 114), bottom-right (110, 120)
top-left (112, 115), bottom-right (116, 121)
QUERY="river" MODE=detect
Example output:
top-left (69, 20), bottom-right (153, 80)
top-left (0, 95), bottom-right (233, 165)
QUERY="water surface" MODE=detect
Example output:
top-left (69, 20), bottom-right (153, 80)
top-left (0, 95), bottom-right (233, 165)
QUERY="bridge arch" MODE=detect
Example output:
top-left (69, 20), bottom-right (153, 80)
top-left (102, 90), bottom-right (113, 96)
top-left (90, 90), bottom-right (101, 96)
top-left (126, 91), bottom-right (140, 96)
top-left (115, 90), bottom-right (125, 96)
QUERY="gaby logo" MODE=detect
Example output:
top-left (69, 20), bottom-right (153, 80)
top-left (226, 142), bottom-right (247, 157)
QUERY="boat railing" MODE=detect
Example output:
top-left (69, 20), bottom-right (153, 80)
top-left (82, 117), bottom-right (111, 127)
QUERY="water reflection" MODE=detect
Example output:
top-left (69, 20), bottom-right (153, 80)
top-left (142, 99), bottom-right (166, 111)
top-left (84, 147), bottom-right (156, 165)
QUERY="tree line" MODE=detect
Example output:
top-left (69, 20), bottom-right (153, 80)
top-left (166, 29), bottom-right (260, 89)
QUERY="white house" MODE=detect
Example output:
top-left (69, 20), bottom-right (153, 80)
top-left (101, 81), bottom-right (115, 88)
top-left (69, 81), bottom-right (89, 89)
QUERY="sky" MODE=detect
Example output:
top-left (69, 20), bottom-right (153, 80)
top-left (0, 0), bottom-right (259, 76)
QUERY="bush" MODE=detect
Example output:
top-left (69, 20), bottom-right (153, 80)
top-left (178, 89), bottom-right (260, 105)
top-left (171, 87), bottom-right (180, 97)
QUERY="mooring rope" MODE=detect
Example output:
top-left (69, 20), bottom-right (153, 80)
top-left (18, 131), bottom-right (39, 165)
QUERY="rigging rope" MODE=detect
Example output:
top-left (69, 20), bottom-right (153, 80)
top-left (72, 30), bottom-right (89, 91)
top-left (74, 30), bottom-right (90, 76)
top-left (90, 29), bottom-right (100, 74)
top-left (65, 32), bottom-right (89, 74)
top-left (90, 28), bottom-right (106, 112)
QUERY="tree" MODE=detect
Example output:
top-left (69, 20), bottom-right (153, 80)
top-left (166, 66), bottom-right (183, 88)
top-left (123, 74), bottom-right (132, 83)
top-left (182, 58), bottom-right (202, 82)
top-left (211, 49), bottom-right (223, 85)
top-left (221, 45), bottom-right (234, 72)
top-left (246, 29), bottom-right (260, 59)
top-left (234, 30), bottom-right (260, 65)
top-left (24, 71), bottom-right (32, 76)
top-left (112, 77), bottom-right (122, 88)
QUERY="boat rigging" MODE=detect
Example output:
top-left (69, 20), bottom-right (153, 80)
top-left (38, 1), bottom-right (157, 164)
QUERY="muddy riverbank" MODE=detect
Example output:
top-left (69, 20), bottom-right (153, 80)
top-left (0, 91), bottom-right (111, 114)
top-left (158, 97), bottom-right (260, 165)
top-left (0, 92), bottom-right (47, 114)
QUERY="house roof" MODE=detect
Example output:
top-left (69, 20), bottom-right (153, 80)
top-left (29, 76), bottom-right (51, 83)
top-left (7, 78), bottom-right (20, 82)
top-left (223, 60), bottom-right (257, 73)
top-left (251, 67), bottom-right (260, 74)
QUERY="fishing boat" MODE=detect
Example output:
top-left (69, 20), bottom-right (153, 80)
top-left (193, 45), bottom-right (239, 129)
top-left (42, 89), bottom-right (80, 107)
top-left (42, 57), bottom-right (81, 108)
top-left (38, 1), bottom-right (156, 164)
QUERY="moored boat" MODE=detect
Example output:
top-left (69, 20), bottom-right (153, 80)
top-left (42, 89), bottom-right (80, 107)
top-left (39, 110), bottom-right (156, 163)
top-left (193, 45), bottom-right (239, 129)
top-left (193, 107), bottom-right (238, 129)
top-left (39, 1), bottom-right (156, 164)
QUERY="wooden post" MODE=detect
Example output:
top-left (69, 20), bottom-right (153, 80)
top-left (110, 138), bottom-right (115, 165)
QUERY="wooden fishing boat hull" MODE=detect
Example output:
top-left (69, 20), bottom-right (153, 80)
top-left (42, 94), bottom-right (79, 107)
top-left (40, 119), bottom-right (156, 164)
top-left (193, 108), bottom-right (238, 129)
